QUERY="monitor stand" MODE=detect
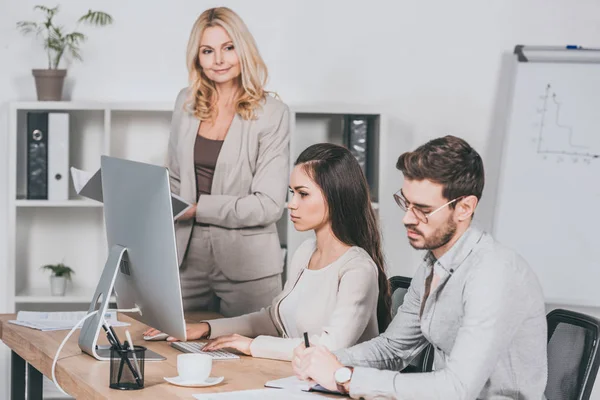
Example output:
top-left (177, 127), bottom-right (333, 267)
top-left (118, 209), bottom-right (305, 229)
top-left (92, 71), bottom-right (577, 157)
top-left (78, 245), bottom-right (166, 361)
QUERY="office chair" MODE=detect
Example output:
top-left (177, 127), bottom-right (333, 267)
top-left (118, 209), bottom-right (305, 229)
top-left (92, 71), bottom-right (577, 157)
top-left (545, 308), bottom-right (600, 400)
top-left (389, 276), bottom-right (434, 373)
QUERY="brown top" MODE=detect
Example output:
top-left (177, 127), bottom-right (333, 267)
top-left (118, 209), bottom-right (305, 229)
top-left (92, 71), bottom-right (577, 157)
top-left (194, 134), bottom-right (224, 200)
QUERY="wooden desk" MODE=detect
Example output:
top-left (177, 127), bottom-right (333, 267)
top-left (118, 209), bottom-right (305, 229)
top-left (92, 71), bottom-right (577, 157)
top-left (0, 312), bottom-right (304, 399)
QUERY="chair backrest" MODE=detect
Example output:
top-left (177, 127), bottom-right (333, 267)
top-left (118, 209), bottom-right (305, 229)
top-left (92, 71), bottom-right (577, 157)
top-left (545, 308), bottom-right (600, 400)
top-left (388, 276), bottom-right (434, 373)
top-left (390, 276), bottom-right (412, 319)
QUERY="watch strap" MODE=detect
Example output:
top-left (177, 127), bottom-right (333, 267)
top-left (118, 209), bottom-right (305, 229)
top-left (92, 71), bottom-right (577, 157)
top-left (336, 366), bottom-right (354, 394)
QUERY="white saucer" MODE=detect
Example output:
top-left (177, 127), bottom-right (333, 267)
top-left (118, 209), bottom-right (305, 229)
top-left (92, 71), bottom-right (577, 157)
top-left (164, 375), bottom-right (224, 387)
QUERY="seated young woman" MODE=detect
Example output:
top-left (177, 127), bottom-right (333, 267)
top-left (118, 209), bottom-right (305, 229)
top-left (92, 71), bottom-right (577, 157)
top-left (145, 143), bottom-right (391, 361)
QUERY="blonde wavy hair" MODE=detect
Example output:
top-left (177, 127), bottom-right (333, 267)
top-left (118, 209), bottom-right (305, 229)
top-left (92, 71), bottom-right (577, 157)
top-left (185, 7), bottom-right (269, 121)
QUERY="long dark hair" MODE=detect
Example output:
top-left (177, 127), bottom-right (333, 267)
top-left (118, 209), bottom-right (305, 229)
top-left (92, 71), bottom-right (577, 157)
top-left (295, 143), bottom-right (392, 333)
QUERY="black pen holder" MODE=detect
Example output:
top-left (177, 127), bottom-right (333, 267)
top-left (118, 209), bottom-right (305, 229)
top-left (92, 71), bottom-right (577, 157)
top-left (109, 344), bottom-right (146, 390)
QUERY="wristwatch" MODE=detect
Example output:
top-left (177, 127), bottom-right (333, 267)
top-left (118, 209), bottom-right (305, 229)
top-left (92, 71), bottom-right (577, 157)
top-left (334, 366), bottom-right (354, 394)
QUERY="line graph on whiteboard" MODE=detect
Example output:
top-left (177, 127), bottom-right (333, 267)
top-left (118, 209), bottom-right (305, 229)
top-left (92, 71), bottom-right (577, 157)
top-left (533, 84), bottom-right (600, 163)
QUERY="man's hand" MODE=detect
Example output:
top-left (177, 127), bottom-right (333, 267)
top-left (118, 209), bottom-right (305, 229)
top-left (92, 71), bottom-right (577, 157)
top-left (203, 334), bottom-right (254, 356)
top-left (292, 344), bottom-right (343, 391)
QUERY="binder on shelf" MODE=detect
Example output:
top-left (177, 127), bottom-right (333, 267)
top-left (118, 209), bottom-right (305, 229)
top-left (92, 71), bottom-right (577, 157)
top-left (48, 113), bottom-right (70, 201)
top-left (26, 112), bottom-right (48, 199)
top-left (344, 115), bottom-right (369, 177)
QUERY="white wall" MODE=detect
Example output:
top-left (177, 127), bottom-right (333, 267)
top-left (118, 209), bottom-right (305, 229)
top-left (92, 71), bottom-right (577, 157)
top-left (1, 0), bottom-right (600, 397)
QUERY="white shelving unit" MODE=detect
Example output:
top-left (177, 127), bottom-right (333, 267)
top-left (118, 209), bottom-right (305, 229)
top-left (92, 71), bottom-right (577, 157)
top-left (7, 101), bottom-right (174, 313)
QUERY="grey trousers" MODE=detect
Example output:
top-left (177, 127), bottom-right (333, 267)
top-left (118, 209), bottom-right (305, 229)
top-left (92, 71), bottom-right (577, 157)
top-left (179, 225), bottom-right (282, 318)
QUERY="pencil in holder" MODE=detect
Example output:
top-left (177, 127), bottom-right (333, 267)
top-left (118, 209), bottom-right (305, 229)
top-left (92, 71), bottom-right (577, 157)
top-left (109, 344), bottom-right (146, 390)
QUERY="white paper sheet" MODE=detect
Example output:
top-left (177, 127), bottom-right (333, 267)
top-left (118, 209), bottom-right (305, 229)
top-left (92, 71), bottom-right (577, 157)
top-left (193, 389), bottom-right (326, 399)
top-left (265, 376), bottom-right (341, 396)
top-left (70, 166), bottom-right (103, 202)
top-left (265, 375), bottom-right (313, 391)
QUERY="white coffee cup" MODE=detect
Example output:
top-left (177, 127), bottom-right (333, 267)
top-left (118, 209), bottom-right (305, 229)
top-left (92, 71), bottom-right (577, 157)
top-left (177, 353), bottom-right (212, 382)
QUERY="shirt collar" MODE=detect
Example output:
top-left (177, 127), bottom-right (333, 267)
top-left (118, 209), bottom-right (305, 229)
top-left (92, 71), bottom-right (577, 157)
top-left (422, 224), bottom-right (484, 275)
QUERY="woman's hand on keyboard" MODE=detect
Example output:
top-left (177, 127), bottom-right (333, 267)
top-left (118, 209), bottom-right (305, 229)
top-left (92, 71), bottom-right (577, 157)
top-left (165, 322), bottom-right (210, 342)
top-left (203, 334), bottom-right (253, 356)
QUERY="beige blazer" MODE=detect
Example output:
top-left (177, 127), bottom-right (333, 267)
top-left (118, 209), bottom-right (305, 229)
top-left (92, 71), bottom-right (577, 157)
top-left (167, 88), bottom-right (291, 281)
top-left (205, 239), bottom-right (380, 361)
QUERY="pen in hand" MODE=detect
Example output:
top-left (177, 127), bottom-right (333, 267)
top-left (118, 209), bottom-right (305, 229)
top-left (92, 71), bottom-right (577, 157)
top-left (303, 332), bottom-right (310, 348)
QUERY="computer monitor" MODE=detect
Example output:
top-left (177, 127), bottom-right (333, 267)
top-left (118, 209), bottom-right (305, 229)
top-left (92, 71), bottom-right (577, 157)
top-left (78, 155), bottom-right (186, 361)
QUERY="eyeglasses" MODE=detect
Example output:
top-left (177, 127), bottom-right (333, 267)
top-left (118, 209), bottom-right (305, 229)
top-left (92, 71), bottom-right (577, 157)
top-left (393, 190), bottom-right (462, 224)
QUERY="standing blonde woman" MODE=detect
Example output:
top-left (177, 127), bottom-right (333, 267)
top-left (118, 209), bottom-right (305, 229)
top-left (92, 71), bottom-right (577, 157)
top-left (166, 7), bottom-right (289, 317)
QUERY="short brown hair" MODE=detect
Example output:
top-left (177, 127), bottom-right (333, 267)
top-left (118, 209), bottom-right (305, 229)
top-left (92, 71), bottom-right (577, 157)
top-left (396, 135), bottom-right (484, 203)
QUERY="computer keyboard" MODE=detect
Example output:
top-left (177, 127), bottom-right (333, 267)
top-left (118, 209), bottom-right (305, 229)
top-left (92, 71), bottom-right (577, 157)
top-left (170, 341), bottom-right (240, 360)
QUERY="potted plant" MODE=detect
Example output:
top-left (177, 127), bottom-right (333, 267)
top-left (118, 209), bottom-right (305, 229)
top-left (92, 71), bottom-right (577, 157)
top-left (16, 5), bottom-right (113, 101)
top-left (41, 262), bottom-right (75, 296)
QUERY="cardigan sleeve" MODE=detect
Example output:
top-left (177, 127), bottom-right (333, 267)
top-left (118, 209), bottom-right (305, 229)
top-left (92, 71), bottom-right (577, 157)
top-left (249, 255), bottom-right (379, 361)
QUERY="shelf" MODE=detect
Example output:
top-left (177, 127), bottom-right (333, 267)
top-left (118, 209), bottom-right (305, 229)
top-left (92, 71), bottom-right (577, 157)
top-left (15, 200), bottom-right (103, 208)
top-left (11, 101), bottom-right (106, 111)
top-left (15, 287), bottom-right (115, 304)
top-left (10, 101), bottom-right (174, 112)
top-left (291, 103), bottom-right (382, 115)
top-left (11, 101), bottom-right (379, 114)
top-left (110, 102), bottom-right (173, 112)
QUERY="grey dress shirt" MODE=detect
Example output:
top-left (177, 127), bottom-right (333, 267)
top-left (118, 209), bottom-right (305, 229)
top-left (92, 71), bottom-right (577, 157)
top-left (335, 225), bottom-right (548, 399)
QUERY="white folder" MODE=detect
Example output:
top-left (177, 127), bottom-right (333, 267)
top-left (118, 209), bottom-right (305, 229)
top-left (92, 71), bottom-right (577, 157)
top-left (48, 113), bottom-right (70, 200)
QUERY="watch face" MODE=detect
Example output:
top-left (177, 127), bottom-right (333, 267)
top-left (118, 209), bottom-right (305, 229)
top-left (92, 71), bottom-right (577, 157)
top-left (335, 367), bottom-right (352, 383)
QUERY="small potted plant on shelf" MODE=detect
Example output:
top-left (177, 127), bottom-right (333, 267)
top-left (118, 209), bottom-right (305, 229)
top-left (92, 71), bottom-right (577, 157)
top-left (16, 5), bottom-right (113, 101)
top-left (41, 262), bottom-right (75, 296)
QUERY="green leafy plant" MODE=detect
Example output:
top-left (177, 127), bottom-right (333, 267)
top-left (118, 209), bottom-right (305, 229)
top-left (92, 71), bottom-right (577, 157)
top-left (17, 5), bottom-right (113, 69)
top-left (41, 263), bottom-right (75, 279)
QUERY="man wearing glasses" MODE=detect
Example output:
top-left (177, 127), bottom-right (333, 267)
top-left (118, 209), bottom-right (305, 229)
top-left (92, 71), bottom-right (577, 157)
top-left (293, 135), bottom-right (547, 399)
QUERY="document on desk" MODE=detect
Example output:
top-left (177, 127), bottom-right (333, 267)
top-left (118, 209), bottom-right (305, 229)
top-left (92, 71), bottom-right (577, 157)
top-left (70, 166), bottom-right (192, 219)
top-left (265, 376), bottom-right (341, 395)
top-left (193, 388), bottom-right (327, 399)
top-left (265, 375), bottom-right (313, 391)
top-left (8, 310), bottom-right (130, 331)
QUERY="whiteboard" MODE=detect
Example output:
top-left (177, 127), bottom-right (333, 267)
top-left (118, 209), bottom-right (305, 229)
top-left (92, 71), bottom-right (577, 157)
top-left (494, 53), bottom-right (600, 307)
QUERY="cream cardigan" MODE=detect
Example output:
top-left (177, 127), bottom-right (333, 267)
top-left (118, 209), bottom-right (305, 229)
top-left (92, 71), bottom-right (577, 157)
top-left (205, 239), bottom-right (380, 361)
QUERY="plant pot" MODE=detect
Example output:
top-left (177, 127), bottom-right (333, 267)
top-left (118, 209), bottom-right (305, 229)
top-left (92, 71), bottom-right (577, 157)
top-left (32, 69), bottom-right (67, 101)
top-left (50, 275), bottom-right (67, 296)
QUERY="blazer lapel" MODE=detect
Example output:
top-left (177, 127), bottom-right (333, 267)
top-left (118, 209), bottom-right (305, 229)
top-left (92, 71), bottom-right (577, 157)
top-left (211, 114), bottom-right (242, 196)
top-left (181, 113), bottom-right (200, 204)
